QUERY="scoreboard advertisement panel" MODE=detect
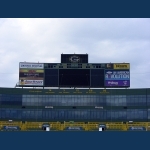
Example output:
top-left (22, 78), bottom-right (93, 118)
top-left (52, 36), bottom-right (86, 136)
top-left (105, 80), bottom-right (130, 87)
top-left (113, 64), bottom-right (130, 69)
top-left (105, 70), bottom-right (130, 87)
top-left (105, 70), bottom-right (130, 80)
top-left (19, 63), bottom-right (44, 86)
top-left (19, 69), bottom-right (44, 86)
top-left (19, 63), bottom-right (44, 69)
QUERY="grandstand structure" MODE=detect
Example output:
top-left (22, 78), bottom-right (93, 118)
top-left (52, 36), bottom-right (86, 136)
top-left (0, 54), bottom-right (150, 131)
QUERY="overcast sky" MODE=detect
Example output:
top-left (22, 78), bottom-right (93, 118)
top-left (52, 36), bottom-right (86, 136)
top-left (0, 18), bottom-right (150, 88)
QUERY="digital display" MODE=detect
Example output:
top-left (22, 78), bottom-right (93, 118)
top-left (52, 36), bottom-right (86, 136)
top-left (59, 69), bottom-right (90, 87)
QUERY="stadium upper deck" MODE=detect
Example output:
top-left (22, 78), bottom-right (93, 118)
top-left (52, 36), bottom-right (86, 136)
top-left (0, 87), bottom-right (150, 122)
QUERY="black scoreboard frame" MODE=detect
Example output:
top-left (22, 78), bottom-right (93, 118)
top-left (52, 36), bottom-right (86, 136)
top-left (44, 64), bottom-right (130, 88)
top-left (19, 54), bottom-right (130, 88)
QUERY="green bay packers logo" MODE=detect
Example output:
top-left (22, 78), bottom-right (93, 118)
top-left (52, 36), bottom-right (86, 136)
top-left (69, 55), bottom-right (80, 63)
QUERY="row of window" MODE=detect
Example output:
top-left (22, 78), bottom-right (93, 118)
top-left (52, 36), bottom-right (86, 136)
top-left (1, 94), bottom-right (149, 98)
top-left (0, 94), bottom-right (150, 106)
top-left (0, 109), bottom-right (149, 120)
top-left (21, 99), bottom-right (150, 106)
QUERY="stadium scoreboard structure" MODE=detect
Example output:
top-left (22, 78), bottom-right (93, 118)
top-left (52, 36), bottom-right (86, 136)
top-left (19, 54), bottom-right (130, 88)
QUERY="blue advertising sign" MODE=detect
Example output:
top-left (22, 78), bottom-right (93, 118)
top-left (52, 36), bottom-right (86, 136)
top-left (105, 70), bottom-right (130, 80)
top-left (128, 127), bottom-right (146, 131)
top-left (105, 70), bottom-right (130, 87)
top-left (2, 126), bottom-right (21, 131)
top-left (105, 80), bottom-right (130, 86)
top-left (65, 126), bottom-right (84, 131)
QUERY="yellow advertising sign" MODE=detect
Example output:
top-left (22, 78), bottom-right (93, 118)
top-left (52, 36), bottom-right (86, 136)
top-left (113, 64), bottom-right (130, 69)
top-left (19, 69), bottom-right (44, 73)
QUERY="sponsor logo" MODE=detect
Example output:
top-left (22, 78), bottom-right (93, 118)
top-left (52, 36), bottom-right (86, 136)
top-left (105, 80), bottom-right (130, 87)
top-left (19, 69), bottom-right (44, 73)
top-left (129, 126), bottom-right (146, 131)
top-left (69, 56), bottom-right (80, 63)
top-left (3, 126), bottom-right (20, 130)
top-left (106, 74), bottom-right (130, 79)
top-left (45, 106), bottom-right (53, 109)
top-left (123, 81), bottom-right (127, 85)
top-left (67, 127), bottom-right (82, 130)
top-left (105, 70), bottom-right (130, 80)
top-left (5, 126), bottom-right (17, 129)
top-left (108, 81), bottom-right (118, 85)
top-left (95, 106), bottom-right (103, 109)
top-left (20, 80), bottom-right (43, 85)
top-left (115, 65), bottom-right (128, 68)
top-left (99, 124), bottom-right (106, 127)
top-left (20, 63), bottom-right (44, 69)
top-left (114, 64), bottom-right (130, 69)
top-left (106, 71), bottom-right (112, 74)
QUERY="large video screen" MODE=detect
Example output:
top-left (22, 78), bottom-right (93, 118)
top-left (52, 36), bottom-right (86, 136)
top-left (59, 69), bottom-right (90, 87)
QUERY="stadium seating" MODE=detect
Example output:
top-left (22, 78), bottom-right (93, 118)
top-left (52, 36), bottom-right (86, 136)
top-left (0, 121), bottom-right (149, 131)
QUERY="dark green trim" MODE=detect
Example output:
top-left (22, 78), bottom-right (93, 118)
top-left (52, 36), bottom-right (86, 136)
top-left (0, 88), bottom-right (150, 95)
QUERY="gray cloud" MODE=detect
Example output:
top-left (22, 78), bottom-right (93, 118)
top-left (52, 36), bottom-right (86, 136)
top-left (0, 18), bottom-right (149, 88)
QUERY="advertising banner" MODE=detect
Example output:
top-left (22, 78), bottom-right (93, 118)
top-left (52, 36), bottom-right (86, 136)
top-left (65, 126), bottom-right (84, 131)
top-left (19, 69), bottom-right (44, 80)
top-left (2, 126), bottom-right (21, 131)
top-left (105, 70), bottom-right (130, 80)
top-left (105, 80), bottom-right (130, 86)
top-left (19, 63), bottom-right (44, 69)
top-left (128, 127), bottom-right (146, 131)
top-left (19, 69), bottom-right (44, 86)
top-left (19, 80), bottom-right (43, 86)
top-left (113, 64), bottom-right (130, 69)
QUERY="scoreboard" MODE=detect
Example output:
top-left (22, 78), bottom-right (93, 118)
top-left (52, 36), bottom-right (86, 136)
top-left (19, 54), bottom-right (130, 88)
